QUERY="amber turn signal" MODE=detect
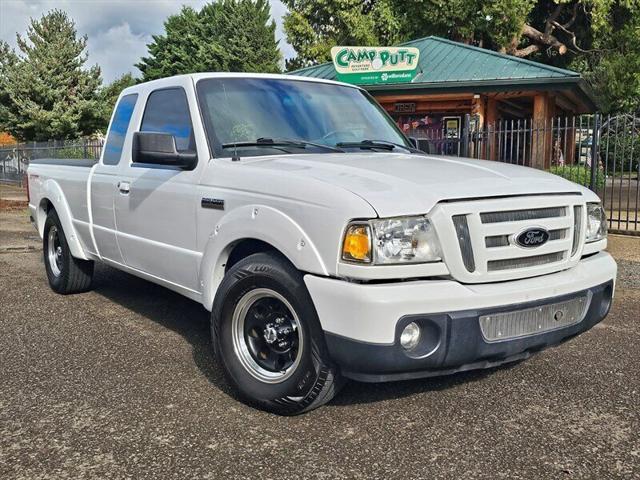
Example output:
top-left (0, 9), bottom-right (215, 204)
top-left (342, 224), bottom-right (372, 263)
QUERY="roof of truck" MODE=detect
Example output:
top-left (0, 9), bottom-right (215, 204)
top-left (126, 72), bottom-right (359, 93)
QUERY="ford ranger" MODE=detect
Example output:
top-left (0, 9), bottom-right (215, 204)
top-left (27, 73), bottom-right (616, 415)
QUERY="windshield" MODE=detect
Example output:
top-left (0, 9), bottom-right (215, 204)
top-left (196, 77), bottom-right (412, 158)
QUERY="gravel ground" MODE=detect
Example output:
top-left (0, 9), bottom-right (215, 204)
top-left (1, 208), bottom-right (639, 480)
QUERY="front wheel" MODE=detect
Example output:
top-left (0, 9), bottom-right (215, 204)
top-left (212, 252), bottom-right (343, 415)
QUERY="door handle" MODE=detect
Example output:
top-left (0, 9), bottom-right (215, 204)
top-left (117, 181), bottom-right (130, 194)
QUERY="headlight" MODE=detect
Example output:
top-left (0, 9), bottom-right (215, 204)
top-left (586, 203), bottom-right (607, 243)
top-left (342, 216), bottom-right (442, 264)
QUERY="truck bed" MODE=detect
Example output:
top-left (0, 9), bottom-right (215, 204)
top-left (27, 158), bottom-right (95, 256)
top-left (29, 158), bottom-right (97, 168)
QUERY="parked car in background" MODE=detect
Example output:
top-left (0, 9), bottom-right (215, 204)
top-left (27, 73), bottom-right (616, 414)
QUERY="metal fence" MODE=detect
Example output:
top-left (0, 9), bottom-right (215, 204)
top-left (1, 115), bottom-right (638, 234)
top-left (409, 113), bottom-right (639, 234)
top-left (0, 138), bottom-right (103, 185)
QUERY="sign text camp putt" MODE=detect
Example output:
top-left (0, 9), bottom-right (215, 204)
top-left (330, 46), bottom-right (420, 85)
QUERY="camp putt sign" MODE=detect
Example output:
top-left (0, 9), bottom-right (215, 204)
top-left (330, 46), bottom-right (420, 85)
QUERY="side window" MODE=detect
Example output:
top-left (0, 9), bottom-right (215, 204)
top-left (140, 88), bottom-right (194, 151)
top-left (103, 93), bottom-right (138, 165)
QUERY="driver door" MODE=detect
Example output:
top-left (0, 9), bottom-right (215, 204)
top-left (113, 81), bottom-right (201, 291)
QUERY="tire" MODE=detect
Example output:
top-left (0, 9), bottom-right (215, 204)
top-left (212, 251), bottom-right (343, 415)
top-left (43, 209), bottom-right (94, 294)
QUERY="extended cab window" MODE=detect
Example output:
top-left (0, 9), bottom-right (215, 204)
top-left (140, 88), bottom-right (194, 151)
top-left (103, 93), bottom-right (138, 165)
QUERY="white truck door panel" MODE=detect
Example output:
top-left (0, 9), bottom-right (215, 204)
top-left (91, 93), bottom-right (139, 263)
top-left (113, 84), bottom-right (201, 291)
top-left (114, 168), bottom-right (199, 289)
top-left (90, 167), bottom-right (123, 262)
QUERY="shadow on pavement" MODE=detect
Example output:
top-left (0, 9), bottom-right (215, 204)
top-left (90, 262), bottom-right (517, 409)
top-left (90, 263), bottom-right (230, 392)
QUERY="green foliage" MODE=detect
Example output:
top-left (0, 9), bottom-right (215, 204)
top-left (576, 7), bottom-right (640, 113)
top-left (52, 145), bottom-right (87, 159)
top-left (0, 10), bottom-right (103, 141)
top-left (548, 165), bottom-right (605, 188)
top-left (282, 0), bottom-right (403, 70)
top-left (283, 0), bottom-right (640, 113)
top-left (599, 115), bottom-right (640, 173)
top-left (137, 0), bottom-right (281, 81)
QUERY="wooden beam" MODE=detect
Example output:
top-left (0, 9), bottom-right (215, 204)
top-left (532, 93), bottom-right (546, 169)
top-left (555, 93), bottom-right (578, 113)
top-left (374, 93), bottom-right (475, 103)
top-left (380, 100), bottom-right (473, 113)
top-left (486, 98), bottom-right (499, 161)
top-left (532, 93), bottom-right (554, 169)
top-left (498, 100), bottom-right (528, 117)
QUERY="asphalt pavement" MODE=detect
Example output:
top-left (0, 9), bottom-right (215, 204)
top-left (1, 204), bottom-right (638, 480)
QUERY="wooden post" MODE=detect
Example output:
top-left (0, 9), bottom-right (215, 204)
top-left (532, 93), bottom-right (553, 169)
top-left (486, 97), bottom-right (498, 160)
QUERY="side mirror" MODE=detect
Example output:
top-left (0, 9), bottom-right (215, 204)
top-left (408, 137), bottom-right (418, 148)
top-left (132, 132), bottom-right (197, 170)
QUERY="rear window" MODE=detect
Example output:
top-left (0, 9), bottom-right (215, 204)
top-left (103, 93), bottom-right (138, 165)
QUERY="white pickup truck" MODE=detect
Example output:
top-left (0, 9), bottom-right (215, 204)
top-left (27, 73), bottom-right (616, 415)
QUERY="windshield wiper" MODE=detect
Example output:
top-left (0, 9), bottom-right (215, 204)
top-left (336, 139), bottom-right (421, 153)
top-left (222, 137), bottom-right (344, 153)
top-left (336, 140), bottom-right (397, 151)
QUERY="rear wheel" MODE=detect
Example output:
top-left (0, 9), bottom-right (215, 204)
top-left (212, 252), bottom-right (343, 415)
top-left (43, 209), bottom-right (94, 294)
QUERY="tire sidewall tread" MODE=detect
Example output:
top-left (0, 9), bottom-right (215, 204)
top-left (43, 210), bottom-right (93, 295)
top-left (212, 251), bottom-right (342, 415)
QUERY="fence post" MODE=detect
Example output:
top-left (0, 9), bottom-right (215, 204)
top-left (590, 113), bottom-right (600, 191)
top-left (461, 114), bottom-right (471, 157)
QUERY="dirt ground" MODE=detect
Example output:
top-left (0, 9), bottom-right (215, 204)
top-left (1, 191), bottom-right (639, 480)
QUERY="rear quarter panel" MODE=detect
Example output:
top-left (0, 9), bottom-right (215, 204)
top-left (28, 161), bottom-right (94, 259)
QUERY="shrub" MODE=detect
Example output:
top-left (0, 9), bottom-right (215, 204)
top-left (548, 165), bottom-right (605, 189)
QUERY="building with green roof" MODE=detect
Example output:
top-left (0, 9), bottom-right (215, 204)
top-left (292, 36), bottom-right (596, 165)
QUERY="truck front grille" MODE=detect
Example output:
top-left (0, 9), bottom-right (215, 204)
top-left (480, 207), bottom-right (565, 224)
top-left (479, 293), bottom-right (591, 342)
top-left (434, 195), bottom-right (586, 283)
top-left (487, 252), bottom-right (565, 271)
top-left (485, 229), bottom-right (566, 248)
top-left (572, 205), bottom-right (583, 256)
top-left (452, 215), bottom-right (475, 272)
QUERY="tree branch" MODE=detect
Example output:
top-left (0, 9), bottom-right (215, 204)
top-left (550, 20), bottom-right (596, 54)
top-left (513, 44), bottom-right (541, 57)
top-left (521, 24), bottom-right (568, 55)
top-left (545, 3), bottom-right (565, 36)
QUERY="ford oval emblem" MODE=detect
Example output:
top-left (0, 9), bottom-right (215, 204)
top-left (514, 228), bottom-right (550, 248)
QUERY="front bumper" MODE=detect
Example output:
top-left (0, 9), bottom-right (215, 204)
top-left (304, 251), bottom-right (616, 382)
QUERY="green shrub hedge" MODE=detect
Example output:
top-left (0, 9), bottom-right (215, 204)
top-left (548, 165), bottom-right (605, 189)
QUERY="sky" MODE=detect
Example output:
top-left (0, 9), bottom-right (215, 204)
top-left (0, 0), bottom-right (294, 83)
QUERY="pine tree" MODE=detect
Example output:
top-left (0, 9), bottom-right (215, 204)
top-left (0, 10), bottom-right (102, 141)
top-left (137, 0), bottom-right (281, 81)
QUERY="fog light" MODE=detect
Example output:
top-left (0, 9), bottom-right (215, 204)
top-left (400, 322), bottom-right (421, 350)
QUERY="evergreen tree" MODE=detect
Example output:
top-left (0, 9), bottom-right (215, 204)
top-left (137, 0), bottom-right (281, 81)
top-left (0, 10), bottom-right (102, 141)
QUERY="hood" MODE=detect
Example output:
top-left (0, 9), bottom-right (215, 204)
top-left (244, 152), bottom-right (588, 217)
